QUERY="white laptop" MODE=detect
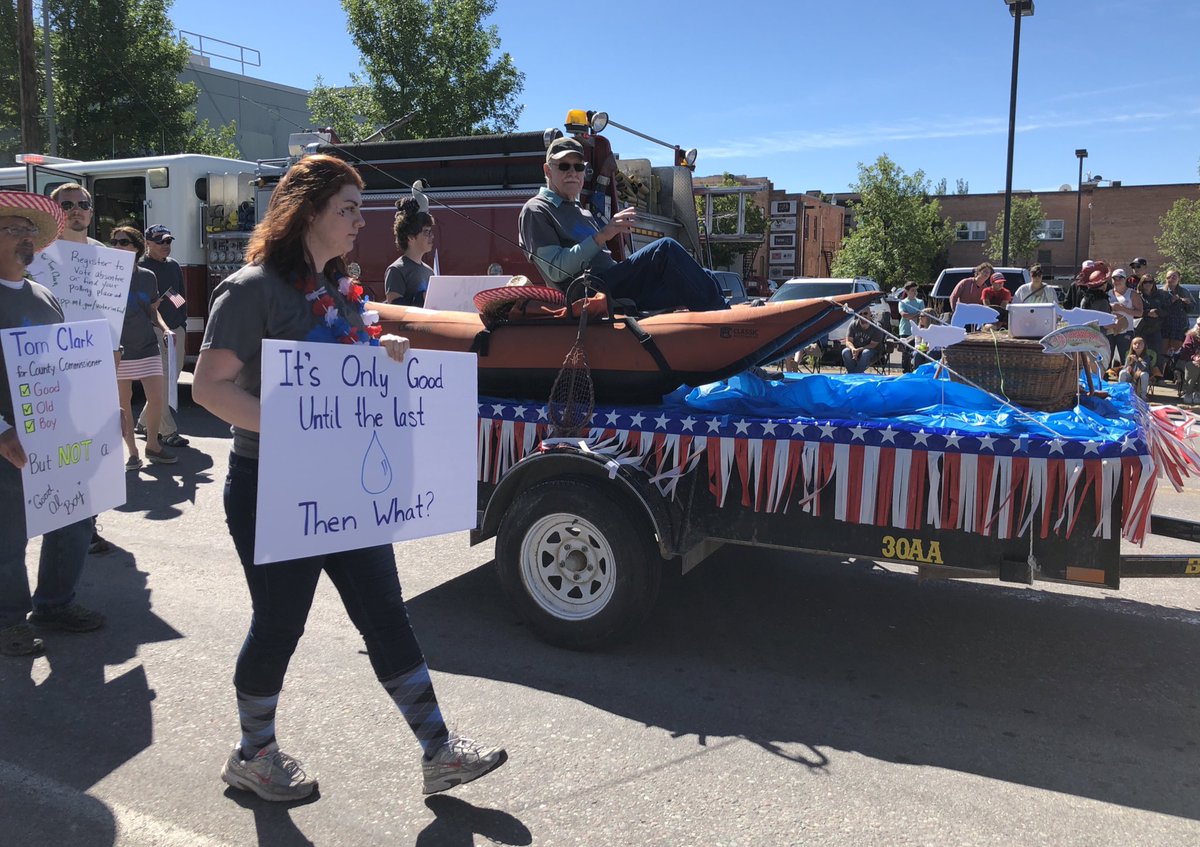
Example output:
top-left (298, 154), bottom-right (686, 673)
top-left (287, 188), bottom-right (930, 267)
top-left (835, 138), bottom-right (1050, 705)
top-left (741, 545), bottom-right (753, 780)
top-left (422, 275), bottom-right (505, 313)
top-left (1008, 303), bottom-right (1057, 339)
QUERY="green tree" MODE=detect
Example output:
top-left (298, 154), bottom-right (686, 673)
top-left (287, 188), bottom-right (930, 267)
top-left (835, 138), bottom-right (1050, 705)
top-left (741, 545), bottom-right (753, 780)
top-left (694, 174), bottom-right (769, 270)
top-left (0, 0), bottom-right (240, 163)
top-left (1156, 197), bottom-right (1200, 282)
top-left (310, 0), bottom-right (524, 142)
top-left (830, 155), bottom-right (955, 289)
top-left (985, 194), bottom-right (1044, 267)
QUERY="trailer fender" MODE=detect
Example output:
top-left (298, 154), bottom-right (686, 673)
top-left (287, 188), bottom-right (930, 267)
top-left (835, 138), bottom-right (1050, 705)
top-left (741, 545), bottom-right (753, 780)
top-left (473, 450), bottom-right (681, 560)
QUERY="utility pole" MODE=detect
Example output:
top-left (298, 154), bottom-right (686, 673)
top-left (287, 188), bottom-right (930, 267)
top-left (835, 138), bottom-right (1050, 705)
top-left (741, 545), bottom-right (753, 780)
top-left (16, 0), bottom-right (40, 152)
top-left (43, 0), bottom-right (57, 155)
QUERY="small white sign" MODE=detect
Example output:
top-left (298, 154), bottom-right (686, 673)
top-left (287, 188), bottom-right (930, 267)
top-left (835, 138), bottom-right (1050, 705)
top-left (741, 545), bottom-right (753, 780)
top-left (1, 319), bottom-right (125, 537)
top-left (26, 242), bottom-right (133, 350)
top-left (771, 201), bottom-right (795, 216)
top-left (770, 217), bottom-right (797, 232)
top-left (769, 249), bottom-right (796, 263)
top-left (768, 266), bottom-right (794, 279)
top-left (254, 342), bottom-right (478, 564)
top-left (769, 233), bottom-right (796, 248)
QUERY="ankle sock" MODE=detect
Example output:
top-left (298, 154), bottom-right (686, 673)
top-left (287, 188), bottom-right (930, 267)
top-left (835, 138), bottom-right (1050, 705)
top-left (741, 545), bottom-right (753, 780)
top-left (236, 689), bottom-right (280, 758)
top-left (382, 662), bottom-right (449, 759)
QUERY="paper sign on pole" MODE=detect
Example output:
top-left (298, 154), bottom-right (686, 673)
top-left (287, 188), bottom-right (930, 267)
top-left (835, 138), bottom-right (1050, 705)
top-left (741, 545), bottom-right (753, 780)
top-left (1, 319), bottom-right (126, 537)
top-left (254, 342), bottom-right (477, 565)
top-left (26, 242), bottom-right (133, 350)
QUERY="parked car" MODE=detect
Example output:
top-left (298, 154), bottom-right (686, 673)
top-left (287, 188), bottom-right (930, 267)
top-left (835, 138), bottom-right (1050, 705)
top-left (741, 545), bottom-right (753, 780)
top-left (713, 271), bottom-right (749, 305)
top-left (929, 266), bottom-right (1033, 315)
top-left (1184, 284), bottom-right (1200, 323)
top-left (768, 277), bottom-right (890, 352)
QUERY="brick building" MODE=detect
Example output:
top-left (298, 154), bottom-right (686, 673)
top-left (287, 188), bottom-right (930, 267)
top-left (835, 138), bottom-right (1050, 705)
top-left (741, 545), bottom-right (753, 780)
top-left (693, 175), bottom-right (846, 283)
top-left (937, 182), bottom-right (1200, 280)
top-left (766, 190), bottom-right (845, 280)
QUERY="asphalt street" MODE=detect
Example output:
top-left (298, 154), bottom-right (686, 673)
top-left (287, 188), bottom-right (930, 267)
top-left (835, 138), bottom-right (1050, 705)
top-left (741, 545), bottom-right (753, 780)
top-left (2, 398), bottom-right (1200, 847)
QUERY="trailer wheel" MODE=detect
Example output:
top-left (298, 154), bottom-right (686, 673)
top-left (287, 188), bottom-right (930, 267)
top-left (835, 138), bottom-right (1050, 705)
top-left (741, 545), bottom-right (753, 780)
top-left (495, 478), bottom-right (662, 650)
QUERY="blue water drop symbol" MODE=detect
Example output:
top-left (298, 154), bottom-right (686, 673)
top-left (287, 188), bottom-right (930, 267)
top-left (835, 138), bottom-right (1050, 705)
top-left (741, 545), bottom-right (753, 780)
top-left (360, 431), bottom-right (393, 494)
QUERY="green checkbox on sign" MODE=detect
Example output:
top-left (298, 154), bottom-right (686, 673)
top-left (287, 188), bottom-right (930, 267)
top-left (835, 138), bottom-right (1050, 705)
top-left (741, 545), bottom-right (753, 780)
top-left (19, 384), bottom-right (30, 397)
top-left (22, 403), bottom-right (32, 416)
top-left (24, 419), bottom-right (36, 433)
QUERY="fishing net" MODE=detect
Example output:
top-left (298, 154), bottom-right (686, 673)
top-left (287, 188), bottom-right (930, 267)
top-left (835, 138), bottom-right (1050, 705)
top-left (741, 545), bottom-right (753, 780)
top-left (548, 275), bottom-right (601, 437)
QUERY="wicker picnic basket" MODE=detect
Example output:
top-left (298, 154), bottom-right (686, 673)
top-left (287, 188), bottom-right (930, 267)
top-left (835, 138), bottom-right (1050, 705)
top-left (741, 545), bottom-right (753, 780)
top-left (942, 331), bottom-right (1078, 411)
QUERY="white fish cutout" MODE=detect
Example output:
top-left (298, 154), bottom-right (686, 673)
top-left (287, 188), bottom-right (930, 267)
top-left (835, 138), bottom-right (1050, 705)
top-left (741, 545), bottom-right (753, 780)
top-left (912, 324), bottom-right (967, 350)
top-left (950, 303), bottom-right (999, 329)
top-left (1056, 307), bottom-right (1118, 329)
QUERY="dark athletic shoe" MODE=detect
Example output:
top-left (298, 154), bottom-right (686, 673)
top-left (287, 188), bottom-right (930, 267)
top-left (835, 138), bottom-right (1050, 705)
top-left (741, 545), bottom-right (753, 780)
top-left (0, 623), bottom-right (45, 657)
top-left (28, 603), bottom-right (105, 633)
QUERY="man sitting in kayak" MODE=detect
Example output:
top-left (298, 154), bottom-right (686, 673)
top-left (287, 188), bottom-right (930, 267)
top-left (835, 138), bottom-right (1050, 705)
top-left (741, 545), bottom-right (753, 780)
top-left (518, 137), bottom-right (728, 313)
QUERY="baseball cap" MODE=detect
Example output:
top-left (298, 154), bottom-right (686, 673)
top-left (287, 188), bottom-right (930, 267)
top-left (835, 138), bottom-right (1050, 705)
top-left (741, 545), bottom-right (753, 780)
top-left (546, 137), bottom-right (585, 162)
top-left (990, 272), bottom-right (1007, 284)
top-left (1082, 260), bottom-right (1095, 270)
top-left (1112, 268), bottom-right (1127, 278)
top-left (145, 224), bottom-right (174, 243)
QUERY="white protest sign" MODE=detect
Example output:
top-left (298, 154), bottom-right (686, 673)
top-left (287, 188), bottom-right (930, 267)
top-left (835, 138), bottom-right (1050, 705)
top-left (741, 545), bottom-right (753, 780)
top-left (255, 342), bottom-right (477, 565)
top-left (167, 331), bottom-right (178, 411)
top-left (1, 319), bottom-right (125, 537)
top-left (26, 241), bottom-right (133, 350)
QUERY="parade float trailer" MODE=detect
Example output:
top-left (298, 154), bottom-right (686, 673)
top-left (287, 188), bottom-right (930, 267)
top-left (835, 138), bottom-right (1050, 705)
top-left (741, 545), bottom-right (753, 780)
top-left (468, 368), bottom-right (1200, 650)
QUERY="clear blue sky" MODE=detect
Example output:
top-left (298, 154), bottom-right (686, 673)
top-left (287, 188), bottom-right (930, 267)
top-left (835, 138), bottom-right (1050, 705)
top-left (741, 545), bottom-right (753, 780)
top-left (170, 0), bottom-right (1200, 195)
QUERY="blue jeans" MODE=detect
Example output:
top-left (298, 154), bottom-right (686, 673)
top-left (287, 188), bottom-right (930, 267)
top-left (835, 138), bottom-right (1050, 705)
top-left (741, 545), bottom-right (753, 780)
top-left (595, 238), bottom-right (729, 312)
top-left (842, 346), bottom-right (877, 374)
top-left (0, 459), bottom-right (93, 627)
top-left (224, 453), bottom-right (427, 695)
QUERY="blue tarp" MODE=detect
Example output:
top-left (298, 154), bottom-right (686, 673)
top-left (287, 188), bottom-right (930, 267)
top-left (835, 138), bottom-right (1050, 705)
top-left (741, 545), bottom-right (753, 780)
top-left (664, 365), bottom-right (1142, 444)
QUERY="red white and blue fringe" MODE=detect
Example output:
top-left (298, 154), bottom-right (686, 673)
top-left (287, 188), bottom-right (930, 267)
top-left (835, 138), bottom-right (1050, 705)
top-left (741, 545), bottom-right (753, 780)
top-left (477, 402), bottom-right (1200, 546)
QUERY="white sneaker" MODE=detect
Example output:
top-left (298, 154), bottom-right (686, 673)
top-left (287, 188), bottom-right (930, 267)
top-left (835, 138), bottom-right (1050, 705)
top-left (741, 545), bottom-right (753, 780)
top-left (221, 742), bottom-right (317, 801)
top-left (422, 735), bottom-right (507, 794)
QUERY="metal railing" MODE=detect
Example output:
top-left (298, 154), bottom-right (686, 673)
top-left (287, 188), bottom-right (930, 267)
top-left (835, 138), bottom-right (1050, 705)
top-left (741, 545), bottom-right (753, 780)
top-left (179, 30), bottom-right (262, 76)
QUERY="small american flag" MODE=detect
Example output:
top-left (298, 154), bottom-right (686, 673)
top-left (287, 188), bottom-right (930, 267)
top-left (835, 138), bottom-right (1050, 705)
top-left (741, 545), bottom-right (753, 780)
top-left (165, 288), bottom-right (186, 309)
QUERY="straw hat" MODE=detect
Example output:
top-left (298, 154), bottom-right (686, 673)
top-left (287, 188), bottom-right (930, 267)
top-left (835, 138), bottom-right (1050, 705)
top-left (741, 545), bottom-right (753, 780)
top-left (0, 191), bottom-right (64, 251)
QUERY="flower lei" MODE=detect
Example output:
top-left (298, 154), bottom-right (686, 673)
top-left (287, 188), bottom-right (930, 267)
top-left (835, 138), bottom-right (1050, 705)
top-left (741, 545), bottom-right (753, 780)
top-left (297, 272), bottom-right (383, 346)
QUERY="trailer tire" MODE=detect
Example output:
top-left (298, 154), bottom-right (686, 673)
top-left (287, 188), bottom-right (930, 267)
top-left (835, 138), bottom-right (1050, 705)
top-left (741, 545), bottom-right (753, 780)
top-left (495, 477), bottom-right (662, 650)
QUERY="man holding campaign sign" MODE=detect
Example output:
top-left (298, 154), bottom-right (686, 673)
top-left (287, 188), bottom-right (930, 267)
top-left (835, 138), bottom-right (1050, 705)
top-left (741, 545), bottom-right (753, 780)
top-left (0, 192), bottom-right (108, 658)
top-left (194, 154), bottom-right (505, 802)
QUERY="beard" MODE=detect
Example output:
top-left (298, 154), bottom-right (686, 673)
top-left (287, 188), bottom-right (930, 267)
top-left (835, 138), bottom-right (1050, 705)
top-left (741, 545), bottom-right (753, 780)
top-left (15, 243), bottom-right (34, 266)
top-left (68, 217), bottom-right (88, 232)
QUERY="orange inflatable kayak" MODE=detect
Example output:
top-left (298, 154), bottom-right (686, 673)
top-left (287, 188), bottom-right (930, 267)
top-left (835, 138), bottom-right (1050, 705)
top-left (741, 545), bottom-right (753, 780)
top-left (380, 291), bottom-right (878, 402)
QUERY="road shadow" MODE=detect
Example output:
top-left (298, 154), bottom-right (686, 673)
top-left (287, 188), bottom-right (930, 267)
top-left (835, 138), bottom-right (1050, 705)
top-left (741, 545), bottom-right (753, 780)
top-left (113, 400), bottom-right (224, 521)
top-left (408, 548), bottom-right (1200, 821)
top-left (222, 787), bottom-right (321, 847)
top-left (416, 795), bottom-right (532, 846)
top-left (0, 546), bottom-right (183, 846)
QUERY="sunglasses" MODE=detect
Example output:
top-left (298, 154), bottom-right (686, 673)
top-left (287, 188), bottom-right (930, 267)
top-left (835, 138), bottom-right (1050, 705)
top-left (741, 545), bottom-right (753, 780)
top-left (554, 162), bottom-right (587, 172)
top-left (0, 225), bottom-right (39, 238)
top-left (59, 200), bottom-right (92, 211)
top-left (109, 237), bottom-right (134, 247)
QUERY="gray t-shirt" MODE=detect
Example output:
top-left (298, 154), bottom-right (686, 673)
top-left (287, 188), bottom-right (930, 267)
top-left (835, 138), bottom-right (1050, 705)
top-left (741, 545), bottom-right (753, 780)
top-left (140, 256), bottom-right (187, 329)
top-left (121, 267), bottom-right (162, 360)
top-left (201, 263), bottom-right (364, 459)
top-left (0, 279), bottom-right (65, 430)
top-left (518, 187), bottom-right (616, 286)
top-left (384, 255), bottom-right (432, 306)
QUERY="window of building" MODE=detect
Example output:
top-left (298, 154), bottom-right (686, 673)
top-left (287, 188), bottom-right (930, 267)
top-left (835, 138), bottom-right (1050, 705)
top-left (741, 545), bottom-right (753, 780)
top-left (956, 221), bottom-right (986, 241)
top-left (1036, 219), bottom-right (1065, 241)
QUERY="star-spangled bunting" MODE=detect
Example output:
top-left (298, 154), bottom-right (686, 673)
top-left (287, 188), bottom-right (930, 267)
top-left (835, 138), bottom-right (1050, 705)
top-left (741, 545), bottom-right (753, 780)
top-left (475, 399), bottom-right (1195, 546)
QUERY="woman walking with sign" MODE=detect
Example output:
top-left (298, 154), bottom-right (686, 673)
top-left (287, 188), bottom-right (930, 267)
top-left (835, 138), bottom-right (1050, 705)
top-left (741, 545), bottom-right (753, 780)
top-left (193, 155), bottom-right (505, 801)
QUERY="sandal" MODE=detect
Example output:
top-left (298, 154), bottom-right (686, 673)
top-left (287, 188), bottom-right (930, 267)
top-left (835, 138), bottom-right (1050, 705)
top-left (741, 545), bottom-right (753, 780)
top-left (158, 432), bottom-right (189, 448)
top-left (126, 455), bottom-right (143, 471)
top-left (0, 623), bottom-right (45, 657)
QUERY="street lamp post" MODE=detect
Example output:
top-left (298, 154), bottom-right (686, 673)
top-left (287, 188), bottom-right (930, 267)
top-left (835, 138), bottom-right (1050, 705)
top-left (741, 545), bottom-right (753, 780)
top-left (1001, 0), bottom-right (1034, 267)
top-left (1073, 148), bottom-right (1088, 271)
